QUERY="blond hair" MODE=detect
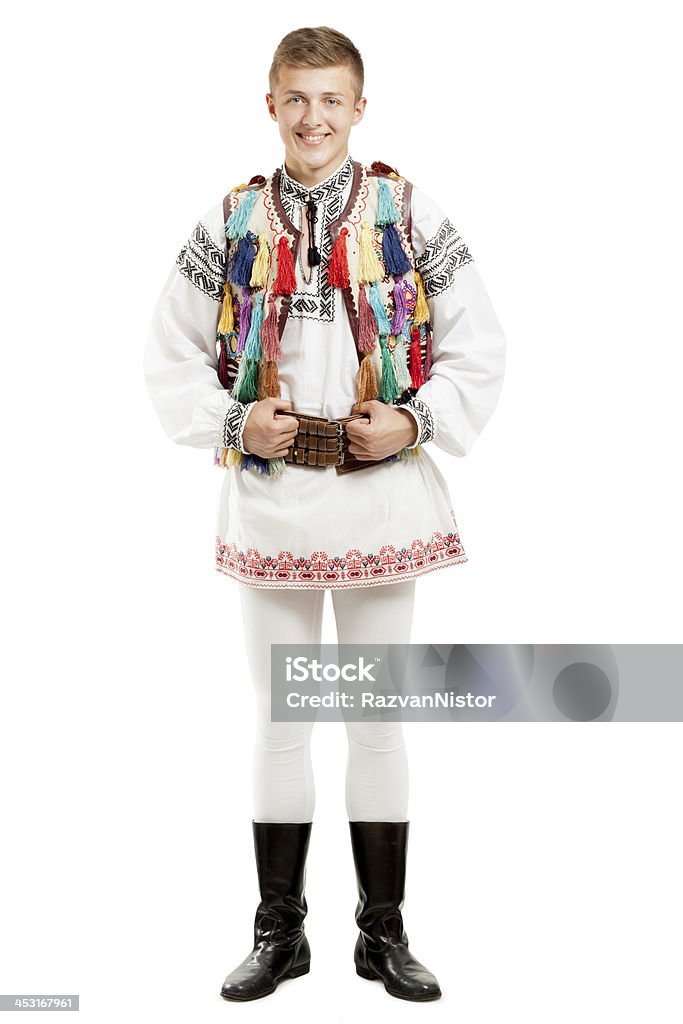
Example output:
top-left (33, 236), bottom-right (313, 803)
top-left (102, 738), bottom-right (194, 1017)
top-left (269, 26), bottom-right (364, 105)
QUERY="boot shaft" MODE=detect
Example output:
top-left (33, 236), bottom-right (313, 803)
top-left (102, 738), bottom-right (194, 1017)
top-left (252, 820), bottom-right (312, 942)
top-left (349, 820), bottom-right (409, 945)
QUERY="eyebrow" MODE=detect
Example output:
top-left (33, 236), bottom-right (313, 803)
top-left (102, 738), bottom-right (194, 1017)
top-left (282, 90), bottom-right (345, 97)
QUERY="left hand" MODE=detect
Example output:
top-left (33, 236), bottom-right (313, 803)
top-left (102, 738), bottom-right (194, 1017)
top-left (344, 400), bottom-right (418, 460)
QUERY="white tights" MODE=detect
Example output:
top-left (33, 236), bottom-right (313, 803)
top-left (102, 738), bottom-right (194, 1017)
top-left (238, 581), bottom-right (415, 824)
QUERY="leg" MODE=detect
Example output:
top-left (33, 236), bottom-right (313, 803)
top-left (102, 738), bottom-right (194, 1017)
top-left (331, 581), bottom-right (441, 1002)
top-left (240, 584), bottom-right (324, 823)
top-left (221, 585), bottom-right (324, 1002)
top-left (331, 580), bottom-right (414, 821)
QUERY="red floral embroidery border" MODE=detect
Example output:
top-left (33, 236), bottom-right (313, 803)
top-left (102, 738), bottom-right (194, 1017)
top-left (215, 527), bottom-right (467, 589)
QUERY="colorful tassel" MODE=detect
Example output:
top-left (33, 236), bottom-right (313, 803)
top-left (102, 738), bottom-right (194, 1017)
top-left (244, 292), bottom-right (264, 359)
top-left (357, 284), bottom-right (378, 353)
top-left (382, 223), bottom-right (412, 275)
top-left (232, 350), bottom-right (259, 403)
top-left (225, 188), bottom-right (257, 239)
top-left (358, 222), bottom-right (384, 283)
top-left (236, 288), bottom-right (252, 354)
top-left (354, 353), bottom-right (378, 409)
top-left (261, 292), bottom-right (283, 359)
top-left (231, 231), bottom-right (257, 286)
top-left (409, 328), bottom-right (424, 388)
top-left (368, 281), bottom-right (391, 335)
top-left (272, 236), bottom-right (297, 295)
top-left (413, 270), bottom-right (430, 326)
top-left (328, 227), bottom-right (350, 288)
top-left (390, 276), bottom-right (407, 334)
top-left (376, 178), bottom-right (400, 226)
top-left (250, 232), bottom-right (270, 288)
top-left (218, 283), bottom-right (235, 334)
top-left (378, 335), bottom-right (400, 402)
top-left (392, 334), bottom-right (412, 391)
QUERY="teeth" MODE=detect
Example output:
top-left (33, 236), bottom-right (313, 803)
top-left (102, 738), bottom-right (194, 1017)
top-left (299, 134), bottom-right (327, 141)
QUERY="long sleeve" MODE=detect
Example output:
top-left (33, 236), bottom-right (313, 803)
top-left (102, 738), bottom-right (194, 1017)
top-left (143, 205), bottom-right (255, 451)
top-left (401, 185), bottom-right (507, 457)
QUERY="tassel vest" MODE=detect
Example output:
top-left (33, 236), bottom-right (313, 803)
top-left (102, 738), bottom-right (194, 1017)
top-left (215, 159), bottom-right (434, 478)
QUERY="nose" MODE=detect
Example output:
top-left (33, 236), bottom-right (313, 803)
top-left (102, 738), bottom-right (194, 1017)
top-left (301, 103), bottom-right (324, 128)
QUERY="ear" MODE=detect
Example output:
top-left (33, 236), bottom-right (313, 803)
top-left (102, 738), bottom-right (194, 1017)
top-left (265, 93), bottom-right (277, 121)
top-left (352, 97), bottom-right (367, 126)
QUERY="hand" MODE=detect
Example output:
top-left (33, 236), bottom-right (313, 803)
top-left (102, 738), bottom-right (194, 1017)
top-left (344, 400), bottom-right (418, 460)
top-left (242, 397), bottom-right (298, 458)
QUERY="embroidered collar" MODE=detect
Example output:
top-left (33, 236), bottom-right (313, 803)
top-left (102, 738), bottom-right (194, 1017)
top-left (279, 153), bottom-right (355, 205)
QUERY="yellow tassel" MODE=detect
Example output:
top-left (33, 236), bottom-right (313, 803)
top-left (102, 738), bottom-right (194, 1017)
top-left (221, 448), bottom-right (243, 468)
top-left (230, 182), bottom-right (248, 192)
top-left (413, 271), bottom-right (430, 326)
top-left (218, 283), bottom-right (235, 334)
top-left (353, 353), bottom-right (378, 411)
top-left (358, 222), bottom-right (384, 284)
top-left (263, 360), bottom-right (280, 397)
top-left (397, 445), bottom-right (422, 460)
top-left (250, 233), bottom-right (270, 288)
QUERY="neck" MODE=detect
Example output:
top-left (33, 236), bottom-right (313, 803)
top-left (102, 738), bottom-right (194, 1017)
top-left (283, 151), bottom-right (349, 190)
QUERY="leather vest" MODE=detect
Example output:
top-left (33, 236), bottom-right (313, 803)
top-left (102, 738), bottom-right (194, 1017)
top-left (215, 160), bottom-right (433, 475)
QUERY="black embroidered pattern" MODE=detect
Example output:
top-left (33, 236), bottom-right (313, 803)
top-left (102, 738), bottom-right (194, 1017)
top-left (402, 397), bottom-right (435, 446)
top-left (176, 221), bottom-right (227, 302)
top-left (278, 156), bottom-right (355, 324)
top-left (415, 218), bottom-right (473, 298)
top-left (222, 400), bottom-right (254, 452)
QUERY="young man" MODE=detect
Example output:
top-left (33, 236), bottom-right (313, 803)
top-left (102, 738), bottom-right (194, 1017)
top-left (144, 26), bottom-right (506, 1003)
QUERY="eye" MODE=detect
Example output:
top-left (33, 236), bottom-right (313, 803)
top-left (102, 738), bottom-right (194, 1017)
top-left (327, 98), bottom-right (339, 105)
top-left (289, 96), bottom-right (303, 103)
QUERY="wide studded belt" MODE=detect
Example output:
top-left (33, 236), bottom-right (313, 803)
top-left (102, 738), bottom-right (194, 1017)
top-left (275, 411), bottom-right (386, 474)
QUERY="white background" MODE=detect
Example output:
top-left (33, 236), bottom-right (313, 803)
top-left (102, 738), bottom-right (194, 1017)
top-left (1, 1), bottom-right (682, 1021)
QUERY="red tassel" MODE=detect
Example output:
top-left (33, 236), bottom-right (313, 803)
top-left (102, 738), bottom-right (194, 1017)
top-left (358, 284), bottom-right (378, 353)
top-left (218, 336), bottom-right (230, 388)
top-left (272, 236), bottom-right (297, 295)
top-left (328, 227), bottom-right (350, 288)
top-left (261, 293), bottom-right (283, 359)
top-left (409, 334), bottom-right (424, 388)
top-left (370, 160), bottom-right (400, 177)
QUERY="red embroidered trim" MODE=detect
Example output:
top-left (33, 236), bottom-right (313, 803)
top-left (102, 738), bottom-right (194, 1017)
top-left (215, 528), bottom-right (467, 588)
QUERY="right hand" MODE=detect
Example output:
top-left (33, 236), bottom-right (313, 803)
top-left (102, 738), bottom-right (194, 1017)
top-left (242, 397), bottom-right (299, 458)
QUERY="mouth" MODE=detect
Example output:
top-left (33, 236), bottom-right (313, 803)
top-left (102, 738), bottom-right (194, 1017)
top-left (296, 133), bottom-right (330, 146)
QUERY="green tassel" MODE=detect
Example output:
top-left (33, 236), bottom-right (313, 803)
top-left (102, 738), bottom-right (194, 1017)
top-left (233, 356), bottom-right (259, 403)
top-left (268, 457), bottom-right (286, 478)
top-left (392, 334), bottom-right (412, 391)
top-left (379, 335), bottom-right (400, 401)
top-left (376, 178), bottom-right (400, 226)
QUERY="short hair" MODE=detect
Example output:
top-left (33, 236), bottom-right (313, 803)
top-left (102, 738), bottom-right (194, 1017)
top-left (269, 26), bottom-right (364, 106)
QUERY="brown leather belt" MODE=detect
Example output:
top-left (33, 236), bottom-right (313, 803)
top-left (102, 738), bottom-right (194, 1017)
top-left (275, 411), bottom-right (386, 475)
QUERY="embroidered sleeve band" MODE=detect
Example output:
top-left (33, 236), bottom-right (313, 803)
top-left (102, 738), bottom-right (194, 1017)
top-left (414, 218), bottom-right (473, 298)
top-left (176, 221), bottom-right (227, 302)
top-left (223, 400), bottom-right (257, 453)
top-left (400, 397), bottom-right (435, 448)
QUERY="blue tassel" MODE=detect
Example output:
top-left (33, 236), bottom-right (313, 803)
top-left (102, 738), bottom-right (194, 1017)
top-left (382, 224), bottom-right (412, 275)
top-left (244, 291), bottom-right (264, 359)
top-left (225, 189), bottom-right (257, 239)
top-left (376, 178), bottom-right (399, 226)
top-left (231, 231), bottom-right (257, 286)
top-left (369, 282), bottom-right (391, 335)
top-left (240, 453), bottom-right (271, 475)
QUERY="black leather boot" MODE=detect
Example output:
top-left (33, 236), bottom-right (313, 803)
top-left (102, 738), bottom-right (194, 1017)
top-left (349, 820), bottom-right (442, 1001)
top-left (220, 821), bottom-right (312, 1001)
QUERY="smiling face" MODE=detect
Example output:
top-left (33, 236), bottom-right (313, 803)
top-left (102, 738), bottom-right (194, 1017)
top-left (266, 64), bottom-right (367, 188)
